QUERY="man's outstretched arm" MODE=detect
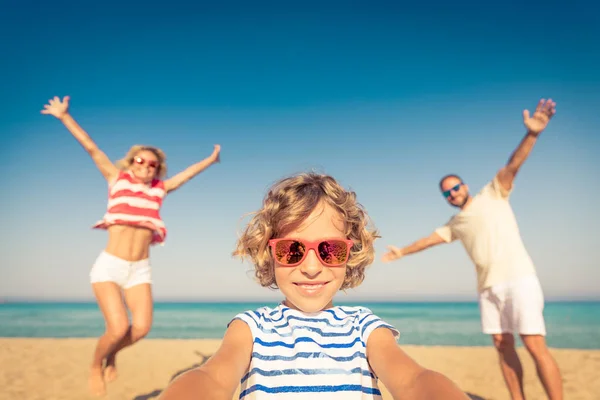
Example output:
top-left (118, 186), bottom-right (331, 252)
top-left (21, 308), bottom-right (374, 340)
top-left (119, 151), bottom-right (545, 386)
top-left (382, 231), bottom-right (447, 263)
top-left (497, 98), bottom-right (556, 192)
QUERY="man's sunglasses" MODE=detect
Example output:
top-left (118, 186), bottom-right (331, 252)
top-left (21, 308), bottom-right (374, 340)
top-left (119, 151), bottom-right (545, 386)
top-left (442, 183), bottom-right (463, 198)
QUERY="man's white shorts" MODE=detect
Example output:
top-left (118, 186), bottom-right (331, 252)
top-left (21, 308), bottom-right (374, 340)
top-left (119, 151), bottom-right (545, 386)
top-left (479, 274), bottom-right (546, 336)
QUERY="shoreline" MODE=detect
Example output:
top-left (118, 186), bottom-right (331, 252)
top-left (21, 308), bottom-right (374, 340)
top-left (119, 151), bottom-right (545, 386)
top-left (2, 337), bottom-right (598, 351)
top-left (1, 336), bottom-right (598, 351)
top-left (2, 299), bottom-right (599, 303)
top-left (3, 301), bottom-right (598, 349)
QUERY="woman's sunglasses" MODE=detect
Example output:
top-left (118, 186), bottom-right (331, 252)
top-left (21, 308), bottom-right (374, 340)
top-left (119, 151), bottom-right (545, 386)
top-left (268, 238), bottom-right (354, 267)
top-left (133, 156), bottom-right (159, 169)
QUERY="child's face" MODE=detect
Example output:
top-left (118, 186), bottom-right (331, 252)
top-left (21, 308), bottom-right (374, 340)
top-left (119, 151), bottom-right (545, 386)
top-left (274, 203), bottom-right (347, 313)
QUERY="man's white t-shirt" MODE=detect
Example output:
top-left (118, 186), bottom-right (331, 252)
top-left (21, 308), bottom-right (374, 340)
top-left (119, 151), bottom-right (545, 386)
top-left (435, 177), bottom-right (537, 293)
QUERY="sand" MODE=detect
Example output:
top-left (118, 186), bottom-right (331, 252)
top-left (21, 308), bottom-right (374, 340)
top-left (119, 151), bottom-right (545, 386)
top-left (0, 338), bottom-right (597, 399)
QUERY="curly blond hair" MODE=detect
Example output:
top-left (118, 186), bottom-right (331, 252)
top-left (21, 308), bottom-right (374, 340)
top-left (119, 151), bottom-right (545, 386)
top-left (233, 172), bottom-right (380, 290)
top-left (115, 145), bottom-right (168, 180)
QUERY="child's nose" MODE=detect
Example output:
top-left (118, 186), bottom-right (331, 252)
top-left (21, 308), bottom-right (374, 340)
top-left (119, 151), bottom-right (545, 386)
top-left (299, 250), bottom-right (324, 276)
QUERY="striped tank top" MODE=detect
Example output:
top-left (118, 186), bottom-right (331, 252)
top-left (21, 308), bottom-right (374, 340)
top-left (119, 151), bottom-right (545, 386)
top-left (231, 303), bottom-right (400, 399)
top-left (93, 170), bottom-right (167, 245)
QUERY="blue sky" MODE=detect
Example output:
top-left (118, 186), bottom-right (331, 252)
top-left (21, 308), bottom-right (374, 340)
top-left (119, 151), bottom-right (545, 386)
top-left (2, 1), bottom-right (599, 301)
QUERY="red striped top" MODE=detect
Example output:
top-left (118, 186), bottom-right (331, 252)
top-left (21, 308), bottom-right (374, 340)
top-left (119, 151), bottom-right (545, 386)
top-left (93, 170), bottom-right (167, 245)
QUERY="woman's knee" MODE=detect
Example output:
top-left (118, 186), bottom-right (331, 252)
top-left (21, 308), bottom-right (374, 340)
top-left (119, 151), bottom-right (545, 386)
top-left (105, 320), bottom-right (130, 342)
top-left (131, 320), bottom-right (152, 342)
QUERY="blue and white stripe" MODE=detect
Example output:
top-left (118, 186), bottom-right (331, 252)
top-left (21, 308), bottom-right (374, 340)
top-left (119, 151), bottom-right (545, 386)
top-left (231, 304), bottom-right (400, 399)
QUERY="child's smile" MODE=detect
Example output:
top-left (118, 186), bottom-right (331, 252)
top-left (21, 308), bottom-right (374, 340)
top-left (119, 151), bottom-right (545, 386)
top-left (292, 280), bottom-right (331, 296)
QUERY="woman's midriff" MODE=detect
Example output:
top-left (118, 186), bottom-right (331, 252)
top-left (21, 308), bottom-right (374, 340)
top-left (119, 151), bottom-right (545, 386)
top-left (104, 225), bottom-right (154, 261)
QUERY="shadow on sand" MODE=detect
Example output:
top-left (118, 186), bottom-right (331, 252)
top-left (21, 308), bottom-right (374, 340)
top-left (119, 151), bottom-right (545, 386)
top-left (132, 351), bottom-right (212, 400)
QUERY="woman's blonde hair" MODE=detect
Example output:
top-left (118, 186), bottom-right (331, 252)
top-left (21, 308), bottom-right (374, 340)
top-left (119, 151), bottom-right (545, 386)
top-left (115, 145), bottom-right (168, 180)
top-left (233, 172), bottom-right (380, 290)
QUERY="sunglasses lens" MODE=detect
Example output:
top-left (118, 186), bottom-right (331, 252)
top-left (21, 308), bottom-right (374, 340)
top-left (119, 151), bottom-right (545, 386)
top-left (318, 240), bottom-right (349, 265)
top-left (273, 240), bottom-right (305, 265)
top-left (134, 157), bottom-right (158, 168)
top-left (443, 183), bottom-right (461, 197)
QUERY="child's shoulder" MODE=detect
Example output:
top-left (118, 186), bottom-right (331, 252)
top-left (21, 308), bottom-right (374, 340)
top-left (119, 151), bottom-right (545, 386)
top-left (231, 304), bottom-right (284, 326)
top-left (243, 304), bottom-right (283, 318)
top-left (333, 304), bottom-right (375, 316)
top-left (333, 305), bottom-right (400, 341)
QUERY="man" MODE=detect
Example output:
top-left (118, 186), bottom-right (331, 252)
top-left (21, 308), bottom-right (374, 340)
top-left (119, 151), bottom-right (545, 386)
top-left (382, 98), bottom-right (563, 400)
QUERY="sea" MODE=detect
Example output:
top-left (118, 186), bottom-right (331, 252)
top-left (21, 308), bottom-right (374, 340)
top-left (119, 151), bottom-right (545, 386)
top-left (1, 301), bottom-right (599, 349)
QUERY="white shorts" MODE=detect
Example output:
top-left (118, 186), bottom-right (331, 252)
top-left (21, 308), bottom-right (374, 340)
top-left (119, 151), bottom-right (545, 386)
top-left (90, 251), bottom-right (152, 289)
top-left (479, 274), bottom-right (546, 336)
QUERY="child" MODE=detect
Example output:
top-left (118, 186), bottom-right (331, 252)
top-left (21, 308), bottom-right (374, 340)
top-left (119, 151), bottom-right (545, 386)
top-left (160, 172), bottom-right (468, 399)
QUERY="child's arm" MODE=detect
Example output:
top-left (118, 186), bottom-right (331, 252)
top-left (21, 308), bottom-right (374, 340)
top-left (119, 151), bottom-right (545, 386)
top-left (159, 319), bottom-right (252, 399)
top-left (367, 328), bottom-right (469, 399)
top-left (164, 145), bottom-right (220, 193)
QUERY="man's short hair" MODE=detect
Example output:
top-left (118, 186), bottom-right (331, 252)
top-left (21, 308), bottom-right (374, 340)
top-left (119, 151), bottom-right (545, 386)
top-left (439, 174), bottom-right (463, 191)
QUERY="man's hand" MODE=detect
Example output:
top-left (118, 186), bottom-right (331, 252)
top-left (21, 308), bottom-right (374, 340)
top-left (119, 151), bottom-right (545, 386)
top-left (41, 96), bottom-right (70, 120)
top-left (211, 144), bottom-right (221, 164)
top-left (381, 245), bottom-right (404, 263)
top-left (523, 98), bottom-right (556, 136)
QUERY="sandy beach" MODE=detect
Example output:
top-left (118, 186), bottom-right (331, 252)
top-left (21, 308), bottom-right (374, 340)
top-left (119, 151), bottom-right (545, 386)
top-left (1, 339), bottom-right (597, 400)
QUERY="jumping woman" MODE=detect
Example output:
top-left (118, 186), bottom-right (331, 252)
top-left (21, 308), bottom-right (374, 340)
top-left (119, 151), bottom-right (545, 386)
top-left (41, 95), bottom-right (221, 397)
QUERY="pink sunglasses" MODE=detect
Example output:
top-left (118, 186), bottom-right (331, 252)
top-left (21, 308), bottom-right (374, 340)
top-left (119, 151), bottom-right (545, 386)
top-left (268, 238), bottom-right (354, 267)
top-left (133, 156), bottom-right (159, 169)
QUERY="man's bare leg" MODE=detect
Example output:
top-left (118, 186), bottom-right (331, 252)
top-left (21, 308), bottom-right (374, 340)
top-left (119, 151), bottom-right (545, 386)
top-left (492, 333), bottom-right (525, 400)
top-left (521, 334), bottom-right (563, 400)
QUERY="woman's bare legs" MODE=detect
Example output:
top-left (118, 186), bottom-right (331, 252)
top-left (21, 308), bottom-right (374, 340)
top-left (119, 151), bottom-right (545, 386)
top-left (104, 283), bottom-right (153, 383)
top-left (89, 282), bottom-right (129, 396)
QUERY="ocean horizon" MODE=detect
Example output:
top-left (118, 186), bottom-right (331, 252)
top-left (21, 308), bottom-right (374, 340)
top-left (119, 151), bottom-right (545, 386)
top-left (1, 301), bottom-right (598, 349)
